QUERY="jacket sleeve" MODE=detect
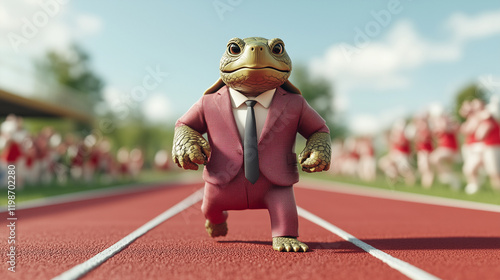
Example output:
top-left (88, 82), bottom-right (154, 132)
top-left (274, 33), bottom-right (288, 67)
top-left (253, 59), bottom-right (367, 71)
top-left (175, 96), bottom-right (207, 134)
top-left (297, 97), bottom-right (330, 139)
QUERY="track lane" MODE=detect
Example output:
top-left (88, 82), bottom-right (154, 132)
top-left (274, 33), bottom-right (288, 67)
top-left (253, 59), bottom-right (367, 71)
top-left (0, 183), bottom-right (202, 280)
top-left (3, 180), bottom-right (499, 279)
top-left (83, 210), bottom-right (411, 280)
top-left (294, 183), bottom-right (500, 280)
top-left (84, 193), bottom-right (414, 279)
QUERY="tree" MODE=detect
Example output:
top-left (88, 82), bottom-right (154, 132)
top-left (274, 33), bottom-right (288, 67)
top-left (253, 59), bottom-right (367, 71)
top-left (291, 65), bottom-right (346, 139)
top-left (36, 44), bottom-right (104, 113)
top-left (453, 83), bottom-right (488, 122)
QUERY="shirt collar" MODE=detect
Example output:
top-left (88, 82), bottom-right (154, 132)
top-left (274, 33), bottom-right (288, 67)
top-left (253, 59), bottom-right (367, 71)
top-left (229, 87), bottom-right (276, 109)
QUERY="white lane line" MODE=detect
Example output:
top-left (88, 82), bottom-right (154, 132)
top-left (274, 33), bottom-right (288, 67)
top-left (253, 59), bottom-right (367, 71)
top-left (52, 188), bottom-right (204, 280)
top-left (0, 176), bottom-right (204, 213)
top-left (0, 182), bottom-right (167, 213)
top-left (297, 206), bottom-right (441, 280)
top-left (298, 178), bottom-right (500, 213)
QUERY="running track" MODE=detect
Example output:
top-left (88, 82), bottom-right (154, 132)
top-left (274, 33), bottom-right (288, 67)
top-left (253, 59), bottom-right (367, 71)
top-left (1, 179), bottom-right (500, 280)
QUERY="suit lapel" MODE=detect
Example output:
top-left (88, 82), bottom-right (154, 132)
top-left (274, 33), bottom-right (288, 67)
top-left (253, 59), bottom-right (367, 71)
top-left (259, 87), bottom-right (292, 143)
top-left (214, 86), bottom-right (243, 146)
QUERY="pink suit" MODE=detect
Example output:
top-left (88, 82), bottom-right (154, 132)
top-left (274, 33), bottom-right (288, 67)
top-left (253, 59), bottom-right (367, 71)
top-left (176, 86), bottom-right (329, 237)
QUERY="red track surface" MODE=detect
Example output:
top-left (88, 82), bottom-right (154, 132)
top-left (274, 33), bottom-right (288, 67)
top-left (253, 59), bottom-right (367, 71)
top-left (1, 181), bottom-right (500, 279)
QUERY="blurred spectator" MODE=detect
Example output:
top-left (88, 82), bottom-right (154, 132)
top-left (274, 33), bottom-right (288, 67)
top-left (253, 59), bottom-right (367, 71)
top-left (129, 148), bottom-right (144, 179)
top-left (154, 149), bottom-right (170, 171)
top-left (342, 137), bottom-right (359, 177)
top-left (379, 120), bottom-right (415, 186)
top-left (430, 112), bottom-right (461, 190)
top-left (357, 136), bottom-right (376, 182)
top-left (67, 135), bottom-right (86, 181)
top-left (22, 136), bottom-right (37, 185)
top-left (117, 147), bottom-right (130, 179)
top-left (475, 99), bottom-right (500, 192)
top-left (49, 133), bottom-right (69, 184)
top-left (460, 100), bottom-right (485, 194)
top-left (0, 114), bottom-right (154, 188)
top-left (98, 139), bottom-right (116, 183)
top-left (412, 113), bottom-right (434, 188)
top-left (37, 127), bottom-right (55, 184)
top-left (84, 134), bottom-right (100, 183)
top-left (318, 101), bottom-right (500, 195)
top-left (329, 139), bottom-right (344, 176)
top-left (1, 115), bottom-right (27, 189)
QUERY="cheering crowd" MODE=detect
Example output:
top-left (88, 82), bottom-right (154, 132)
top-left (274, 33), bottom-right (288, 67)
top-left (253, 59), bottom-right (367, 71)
top-left (331, 98), bottom-right (500, 195)
top-left (3, 96), bottom-right (500, 196)
top-left (0, 114), bottom-right (148, 189)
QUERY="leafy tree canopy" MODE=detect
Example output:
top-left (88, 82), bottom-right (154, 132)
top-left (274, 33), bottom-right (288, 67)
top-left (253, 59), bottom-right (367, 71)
top-left (291, 65), bottom-right (346, 139)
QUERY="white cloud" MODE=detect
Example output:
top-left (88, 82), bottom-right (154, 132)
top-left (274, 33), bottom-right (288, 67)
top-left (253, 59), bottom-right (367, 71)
top-left (103, 87), bottom-right (174, 123)
top-left (310, 20), bottom-right (461, 93)
top-left (0, 0), bottom-right (67, 53)
top-left (349, 106), bottom-right (409, 135)
top-left (334, 88), bottom-right (349, 112)
top-left (76, 14), bottom-right (102, 36)
top-left (0, 6), bottom-right (15, 30)
top-left (447, 10), bottom-right (500, 42)
top-left (0, 0), bottom-right (103, 98)
top-left (349, 114), bottom-right (380, 135)
top-left (0, 0), bottom-right (38, 30)
top-left (311, 9), bottom-right (500, 134)
top-left (40, 21), bottom-right (73, 52)
top-left (312, 9), bottom-right (500, 94)
top-left (103, 86), bottom-right (123, 105)
top-left (0, 1), bottom-right (102, 55)
top-left (142, 93), bottom-right (173, 123)
top-left (478, 75), bottom-right (500, 96)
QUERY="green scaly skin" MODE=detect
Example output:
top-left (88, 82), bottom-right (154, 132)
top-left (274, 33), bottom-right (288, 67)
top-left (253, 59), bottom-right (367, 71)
top-left (205, 220), bottom-right (228, 238)
top-left (174, 37), bottom-right (332, 252)
top-left (273, 237), bottom-right (309, 252)
top-left (299, 132), bottom-right (332, 173)
top-left (220, 37), bottom-right (292, 96)
top-left (172, 125), bottom-right (211, 170)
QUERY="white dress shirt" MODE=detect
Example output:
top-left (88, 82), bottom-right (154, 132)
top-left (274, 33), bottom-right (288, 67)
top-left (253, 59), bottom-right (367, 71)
top-left (229, 87), bottom-right (276, 141)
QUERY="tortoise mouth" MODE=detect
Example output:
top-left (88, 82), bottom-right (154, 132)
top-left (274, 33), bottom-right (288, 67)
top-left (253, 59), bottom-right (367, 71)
top-left (222, 66), bottom-right (290, 74)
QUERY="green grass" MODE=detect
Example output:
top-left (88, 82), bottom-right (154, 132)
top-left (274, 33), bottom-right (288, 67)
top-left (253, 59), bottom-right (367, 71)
top-left (2, 170), bottom-right (187, 206)
top-left (304, 172), bottom-right (500, 205)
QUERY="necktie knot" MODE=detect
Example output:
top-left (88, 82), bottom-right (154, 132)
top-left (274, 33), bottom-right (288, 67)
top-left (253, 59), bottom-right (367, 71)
top-left (245, 100), bottom-right (257, 108)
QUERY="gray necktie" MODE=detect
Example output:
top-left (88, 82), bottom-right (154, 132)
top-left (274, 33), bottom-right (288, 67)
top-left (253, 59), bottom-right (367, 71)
top-left (244, 100), bottom-right (259, 184)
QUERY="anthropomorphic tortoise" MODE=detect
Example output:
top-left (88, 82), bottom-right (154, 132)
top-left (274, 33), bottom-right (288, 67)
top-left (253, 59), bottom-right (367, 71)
top-left (172, 37), bottom-right (331, 252)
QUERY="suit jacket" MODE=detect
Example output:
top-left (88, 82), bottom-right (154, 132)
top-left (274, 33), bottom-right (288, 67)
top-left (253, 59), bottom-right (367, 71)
top-left (176, 86), bottom-right (329, 186)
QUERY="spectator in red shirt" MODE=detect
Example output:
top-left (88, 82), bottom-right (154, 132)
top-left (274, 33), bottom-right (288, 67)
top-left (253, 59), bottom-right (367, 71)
top-left (379, 120), bottom-right (415, 186)
top-left (460, 99), bottom-right (486, 194)
top-left (476, 98), bottom-right (500, 192)
top-left (413, 113), bottom-right (434, 188)
top-left (430, 112), bottom-right (461, 190)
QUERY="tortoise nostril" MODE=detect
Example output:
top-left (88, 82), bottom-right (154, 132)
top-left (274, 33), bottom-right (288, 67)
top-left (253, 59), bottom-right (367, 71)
top-left (260, 47), bottom-right (263, 51)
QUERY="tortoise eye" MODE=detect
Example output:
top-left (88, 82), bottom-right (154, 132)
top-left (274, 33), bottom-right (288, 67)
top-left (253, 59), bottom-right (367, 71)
top-left (228, 43), bottom-right (241, 55)
top-left (272, 43), bottom-right (284, 54)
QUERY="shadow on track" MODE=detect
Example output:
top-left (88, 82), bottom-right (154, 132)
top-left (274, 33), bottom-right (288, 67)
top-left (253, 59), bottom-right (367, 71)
top-left (217, 240), bottom-right (345, 251)
top-left (336, 236), bottom-right (500, 252)
top-left (217, 240), bottom-right (271, 246)
top-left (220, 237), bottom-right (500, 252)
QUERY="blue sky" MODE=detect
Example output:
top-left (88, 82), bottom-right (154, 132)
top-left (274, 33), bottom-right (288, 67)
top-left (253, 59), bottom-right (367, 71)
top-left (1, 0), bottom-right (500, 134)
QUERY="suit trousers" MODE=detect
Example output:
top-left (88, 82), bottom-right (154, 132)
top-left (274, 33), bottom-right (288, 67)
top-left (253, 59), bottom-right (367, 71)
top-left (201, 169), bottom-right (299, 237)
